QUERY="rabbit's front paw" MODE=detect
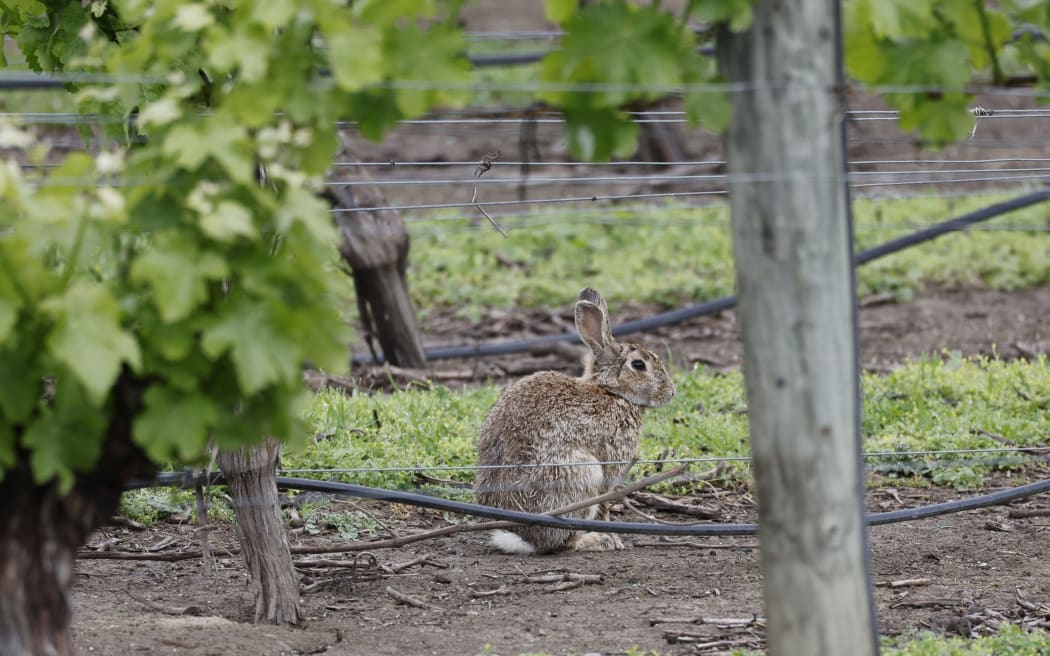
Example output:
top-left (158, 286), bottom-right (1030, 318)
top-left (571, 531), bottom-right (624, 552)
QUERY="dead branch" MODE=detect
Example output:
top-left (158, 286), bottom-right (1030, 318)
top-left (631, 491), bottom-right (721, 519)
top-left (1008, 507), bottom-right (1050, 519)
top-left (875, 578), bottom-right (932, 589)
top-left (385, 586), bottom-right (441, 610)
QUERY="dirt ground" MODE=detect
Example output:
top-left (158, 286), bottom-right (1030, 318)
top-left (74, 470), bottom-right (1050, 656)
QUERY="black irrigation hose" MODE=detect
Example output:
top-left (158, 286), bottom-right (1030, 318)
top-left (139, 472), bottom-right (1050, 537)
top-left (354, 188), bottom-right (1050, 365)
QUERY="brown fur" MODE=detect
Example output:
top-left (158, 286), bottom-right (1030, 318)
top-left (474, 288), bottom-right (675, 554)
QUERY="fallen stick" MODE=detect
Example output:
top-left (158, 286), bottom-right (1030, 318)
top-left (1007, 507), bottom-right (1050, 519)
top-left (385, 586), bottom-right (441, 610)
top-left (525, 573), bottom-right (603, 584)
top-left (472, 586), bottom-right (511, 598)
top-left (875, 577), bottom-right (931, 589)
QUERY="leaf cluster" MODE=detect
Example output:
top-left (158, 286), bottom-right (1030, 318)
top-left (538, 0), bottom-right (747, 160)
top-left (0, 0), bottom-right (481, 489)
top-left (845, 0), bottom-right (1050, 144)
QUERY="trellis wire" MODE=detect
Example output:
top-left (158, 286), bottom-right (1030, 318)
top-left (10, 69), bottom-right (1050, 99)
top-left (326, 167), bottom-right (1050, 188)
top-left (330, 174), bottom-right (1050, 215)
top-left (275, 446), bottom-right (1050, 476)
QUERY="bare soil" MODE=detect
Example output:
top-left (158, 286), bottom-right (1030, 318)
top-left (74, 472), bottom-right (1050, 656)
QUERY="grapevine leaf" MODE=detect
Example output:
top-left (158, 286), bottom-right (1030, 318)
top-left (130, 234), bottom-right (229, 323)
top-left (200, 200), bottom-right (258, 242)
top-left (0, 422), bottom-right (14, 481)
top-left (384, 24), bottom-right (472, 116)
top-left (162, 117), bottom-right (253, 183)
top-left (539, 4), bottom-right (692, 108)
top-left (172, 4), bottom-right (214, 32)
top-left (22, 377), bottom-right (107, 492)
top-left (0, 337), bottom-right (42, 423)
top-left (42, 282), bottom-right (141, 406)
top-left (684, 89), bottom-right (733, 134)
top-left (326, 26), bottom-right (384, 91)
top-left (201, 298), bottom-right (302, 395)
top-left (353, 0), bottom-right (436, 27)
top-left (688, 0), bottom-right (754, 32)
top-left (562, 109), bottom-right (638, 162)
top-left (132, 387), bottom-right (217, 462)
top-left (0, 296), bottom-right (17, 344)
top-left (206, 23), bottom-right (270, 83)
top-left (544, 0), bottom-right (578, 24)
top-left (277, 186), bottom-right (337, 243)
top-left (251, 0), bottom-right (296, 30)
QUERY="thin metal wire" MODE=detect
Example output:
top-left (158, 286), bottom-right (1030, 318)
top-left (328, 167), bottom-right (1050, 188)
top-left (277, 446), bottom-right (1050, 475)
top-left (336, 157), bottom-right (1050, 169)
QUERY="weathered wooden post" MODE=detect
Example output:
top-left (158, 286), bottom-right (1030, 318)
top-left (716, 0), bottom-right (879, 654)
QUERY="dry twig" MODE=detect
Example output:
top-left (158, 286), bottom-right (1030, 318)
top-left (385, 586), bottom-right (441, 610)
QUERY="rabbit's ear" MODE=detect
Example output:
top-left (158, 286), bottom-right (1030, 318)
top-left (575, 289), bottom-right (615, 359)
top-left (577, 287), bottom-right (608, 316)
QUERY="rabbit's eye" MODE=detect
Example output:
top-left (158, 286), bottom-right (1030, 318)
top-left (630, 359), bottom-right (647, 371)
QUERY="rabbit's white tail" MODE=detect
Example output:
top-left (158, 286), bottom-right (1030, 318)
top-left (490, 530), bottom-right (536, 555)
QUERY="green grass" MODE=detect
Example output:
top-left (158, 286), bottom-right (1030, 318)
top-left (882, 625), bottom-right (1050, 656)
top-left (405, 194), bottom-right (1050, 320)
top-left (484, 625), bottom-right (1050, 656)
top-left (119, 486), bottom-right (234, 526)
top-left (293, 355), bottom-right (1050, 492)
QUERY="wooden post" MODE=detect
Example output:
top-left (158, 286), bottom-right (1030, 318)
top-left (716, 0), bottom-right (879, 654)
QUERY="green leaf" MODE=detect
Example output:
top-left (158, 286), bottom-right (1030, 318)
top-left (864, 0), bottom-right (936, 39)
top-left (0, 337), bottom-right (43, 423)
top-left (133, 387), bottom-right (217, 462)
top-left (251, 0), bottom-right (296, 30)
top-left (42, 282), bottom-right (141, 406)
top-left (326, 26), bottom-right (384, 91)
top-left (162, 117), bottom-right (252, 182)
top-left (200, 200), bottom-right (258, 242)
top-left (21, 377), bottom-right (107, 492)
top-left (0, 422), bottom-right (14, 481)
top-left (684, 90), bottom-right (733, 134)
top-left (383, 24), bottom-right (472, 116)
top-left (298, 122), bottom-right (338, 176)
top-left (206, 23), bottom-right (270, 83)
top-left (544, 0), bottom-right (577, 24)
top-left (172, 4), bottom-right (214, 32)
top-left (539, 4), bottom-right (694, 108)
top-left (276, 186), bottom-right (337, 243)
top-left (201, 298), bottom-right (302, 395)
top-left (0, 296), bottom-right (18, 344)
top-left (688, 0), bottom-right (754, 32)
top-left (563, 109), bottom-right (638, 161)
top-left (353, 0), bottom-right (436, 27)
top-left (130, 234), bottom-right (229, 323)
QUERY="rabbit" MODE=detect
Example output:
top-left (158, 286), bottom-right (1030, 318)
top-left (474, 287), bottom-right (676, 554)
